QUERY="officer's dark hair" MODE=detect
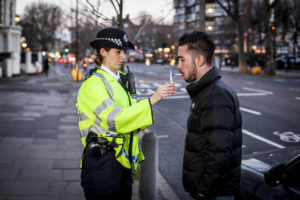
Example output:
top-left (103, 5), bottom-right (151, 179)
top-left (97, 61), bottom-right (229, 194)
top-left (179, 31), bottom-right (215, 66)
top-left (94, 47), bottom-right (111, 66)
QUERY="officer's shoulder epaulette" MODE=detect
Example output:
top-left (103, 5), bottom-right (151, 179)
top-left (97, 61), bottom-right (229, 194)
top-left (83, 68), bottom-right (98, 81)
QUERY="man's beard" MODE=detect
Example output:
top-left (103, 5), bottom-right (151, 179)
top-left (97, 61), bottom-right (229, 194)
top-left (184, 62), bottom-right (197, 83)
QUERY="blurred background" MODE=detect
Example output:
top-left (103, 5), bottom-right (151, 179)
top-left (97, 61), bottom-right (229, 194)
top-left (1, 0), bottom-right (300, 77)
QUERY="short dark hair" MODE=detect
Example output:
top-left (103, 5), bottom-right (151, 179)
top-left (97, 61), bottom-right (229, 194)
top-left (179, 31), bottom-right (215, 65)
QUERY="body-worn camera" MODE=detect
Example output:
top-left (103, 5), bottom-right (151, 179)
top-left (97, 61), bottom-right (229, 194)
top-left (126, 66), bottom-right (136, 99)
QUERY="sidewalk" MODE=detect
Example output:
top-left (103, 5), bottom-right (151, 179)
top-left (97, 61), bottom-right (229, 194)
top-left (0, 66), bottom-right (179, 200)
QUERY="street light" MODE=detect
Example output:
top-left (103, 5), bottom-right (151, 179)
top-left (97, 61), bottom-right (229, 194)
top-left (21, 42), bottom-right (27, 48)
top-left (15, 15), bottom-right (20, 24)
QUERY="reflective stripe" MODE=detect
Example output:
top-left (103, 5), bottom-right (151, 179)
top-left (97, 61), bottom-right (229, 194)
top-left (94, 117), bottom-right (101, 125)
top-left (107, 105), bottom-right (122, 132)
top-left (120, 148), bottom-right (138, 163)
top-left (94, 98), bottom-right (115, 116)
top-left (79, 128), bottom-right (89, 138)
top-left (78, 112), bottom-right (89, 121)
top-left (93, 73), bottom-right (114, 98)
top-left (90, 125), bottom-right (106, 134)
top-left (80, 125), bottom-right (106, 138)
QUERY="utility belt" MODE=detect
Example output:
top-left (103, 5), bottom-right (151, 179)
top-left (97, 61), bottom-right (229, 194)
top-left (83, 132), bottom-right (126, 159)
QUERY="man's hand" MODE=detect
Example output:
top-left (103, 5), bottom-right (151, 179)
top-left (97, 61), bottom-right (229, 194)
top-left (150, 83), bottom-right (176, 106)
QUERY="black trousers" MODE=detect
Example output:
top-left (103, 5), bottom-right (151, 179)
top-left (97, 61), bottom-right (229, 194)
top-left (81, 152), bottom-right (132, 200)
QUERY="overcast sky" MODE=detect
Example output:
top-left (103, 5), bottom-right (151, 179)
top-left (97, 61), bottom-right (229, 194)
top-left (16, 0), bottom-right (175, 25)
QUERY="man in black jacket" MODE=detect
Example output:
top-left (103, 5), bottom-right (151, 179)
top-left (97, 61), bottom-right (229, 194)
top-left (177, 31), bottom-right (242, 200)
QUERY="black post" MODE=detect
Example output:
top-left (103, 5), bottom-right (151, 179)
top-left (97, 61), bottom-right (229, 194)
top-left (139, 132), bottom-right (158, 200)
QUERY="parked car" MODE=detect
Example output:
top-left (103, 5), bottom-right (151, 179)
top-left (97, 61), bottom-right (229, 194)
top-left (276, 56), bottom-right (300, 69)
top-left (237, 147), bottom-right (300, 200)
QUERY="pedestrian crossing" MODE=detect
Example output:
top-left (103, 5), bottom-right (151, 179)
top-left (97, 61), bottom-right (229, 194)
top-left (136, 81), bottom-right (188, 99)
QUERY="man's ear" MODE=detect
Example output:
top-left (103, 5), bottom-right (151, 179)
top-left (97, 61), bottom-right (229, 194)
top-left (195, 55), bottom-right (205, 67)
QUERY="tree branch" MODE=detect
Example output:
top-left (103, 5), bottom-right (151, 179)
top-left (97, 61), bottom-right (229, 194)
top-left (215, 0), bottom-right (237, 22)
top-left (109, 0), bottom-right (119, 15)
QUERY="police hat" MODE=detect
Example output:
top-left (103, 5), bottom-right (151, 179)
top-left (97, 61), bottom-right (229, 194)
top-left (90, 28), bottom-right (135, 50)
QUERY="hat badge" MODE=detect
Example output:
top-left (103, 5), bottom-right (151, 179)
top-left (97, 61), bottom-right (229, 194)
top-left (123, 34), bottom-right (128, 43)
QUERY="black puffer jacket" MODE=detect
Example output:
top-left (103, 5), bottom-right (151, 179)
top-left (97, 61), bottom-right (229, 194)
top-left (183, 67), bottom-right (242, 199)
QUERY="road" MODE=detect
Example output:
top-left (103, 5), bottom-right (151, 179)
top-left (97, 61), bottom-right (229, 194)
top-left (127, 63), bottom-right (300, 200)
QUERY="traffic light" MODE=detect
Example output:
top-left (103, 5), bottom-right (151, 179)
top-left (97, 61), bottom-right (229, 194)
top-left (64, 48), bottom-right (69, 53)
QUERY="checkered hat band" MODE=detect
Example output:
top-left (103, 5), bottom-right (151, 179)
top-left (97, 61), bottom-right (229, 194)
top-left (96, 37), bottom-right (123, 46)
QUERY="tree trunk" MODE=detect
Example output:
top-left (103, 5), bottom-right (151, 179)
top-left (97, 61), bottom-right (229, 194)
top-left (199, 0), bottom-right (205, 31)
top-left (264, 26), bottom-right (275, 75)
top-left (238, 21), bottom-right (247, 73)
top-left (118, 0), bottom-right (123, 29)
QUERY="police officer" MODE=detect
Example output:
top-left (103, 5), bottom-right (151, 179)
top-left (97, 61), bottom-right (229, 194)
top-left (77, 27), bottom-right (176, 200)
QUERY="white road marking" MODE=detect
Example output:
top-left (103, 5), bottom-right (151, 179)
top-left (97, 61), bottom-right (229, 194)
top-left (246, 81), bottom-right (254, 85)
top-left (242, 87), bottom-right (273, 95)
top-left (273, 79), bottom-right (285, 82)
top-left (273, 131), bottom-right (300, 143)
top-left (139, 83), bottom-right (151, 88)
top-left (157, 135), bottom-right (169, 139)
top-left (180, 88), bottom-right (187, 92)
top-left (237, 93), bottom-right (268, 96)
top-left (240, 107), bottom-right (261, 115)
top-left (242, 129), bottom-right (285, 149)
top-left (295, 97), bottom-right (300, 100)
top-left (153, 83), bottom-right (162, 87)
top-left (136, 89), bottom-right (155, 95)
top-left (289, 88), bottom-right (300, 92)
top-left (165, 95), bottom-right (190, 99)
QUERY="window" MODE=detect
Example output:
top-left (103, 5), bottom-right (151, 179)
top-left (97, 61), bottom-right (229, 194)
top-left (205, 3), bottom-right (216, 17)
top-left (205, 21), bottom-right (215, 32)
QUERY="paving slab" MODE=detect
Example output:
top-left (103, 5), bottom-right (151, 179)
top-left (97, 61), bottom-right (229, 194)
top-left (62, 169), bottom-right (81, 181)
top-left (7, 196), bottom-right (60, 200)
top-left (16, 169), bottom-right (64, 181)
top-left (0, 181), bottom-right (49, 195)
top-left (52, 159), bottom-right (80, 169)
top-left (12, 158), bottom-right (53, 169)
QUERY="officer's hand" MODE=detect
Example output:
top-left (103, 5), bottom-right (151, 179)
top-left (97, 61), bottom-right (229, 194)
top-left (150, 83), bottom-right (176, 106)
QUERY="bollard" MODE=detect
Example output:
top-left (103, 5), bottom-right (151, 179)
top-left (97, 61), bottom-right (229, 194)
top-left (139, 132), bottom-right (158, 200)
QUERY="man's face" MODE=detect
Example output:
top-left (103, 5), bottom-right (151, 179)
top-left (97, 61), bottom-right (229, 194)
top-left (177, 45), bottom-right (197, 83)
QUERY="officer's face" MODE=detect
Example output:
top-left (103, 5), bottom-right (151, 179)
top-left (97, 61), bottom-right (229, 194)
top-left (101, 48), bottom-right (126, 73)
top-left (177, 45), bottom-right (197, 83)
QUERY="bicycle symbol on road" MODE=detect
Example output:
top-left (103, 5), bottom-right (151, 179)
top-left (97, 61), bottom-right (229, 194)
top-left (273, 131), bottom-right (300, 143)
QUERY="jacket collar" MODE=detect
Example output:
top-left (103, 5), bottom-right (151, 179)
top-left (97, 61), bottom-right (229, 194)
top-left (186, 67), bottom-right (221, 99)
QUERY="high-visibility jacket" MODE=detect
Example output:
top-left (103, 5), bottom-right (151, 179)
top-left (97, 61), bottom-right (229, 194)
top-left (76, 68), bottom-right (153, 170)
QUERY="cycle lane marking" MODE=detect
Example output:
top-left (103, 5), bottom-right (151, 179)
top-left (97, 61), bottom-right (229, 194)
top-left (273, 131), bottom-right (300, 143)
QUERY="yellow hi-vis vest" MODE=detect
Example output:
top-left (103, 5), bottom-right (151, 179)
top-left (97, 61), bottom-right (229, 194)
top-left (76, 68), bottom-right (153, 170)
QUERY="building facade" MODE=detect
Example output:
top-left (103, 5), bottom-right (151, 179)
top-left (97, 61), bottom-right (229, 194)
top-left (0, 0), bottom-right (22, 77)
top-left (173, 0), bottom-right (233, 53)
top-left (174, 0), bottom-right (228, 34)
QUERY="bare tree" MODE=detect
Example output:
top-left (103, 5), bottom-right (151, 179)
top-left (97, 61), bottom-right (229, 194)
top-left (21, 2), bottom-right (62, 51)
top-left (261, 0), bottom-right (279, 75)
top-left (215, 0), bottom-right (247, 73)
top-left (84, 0), bottom-right (124, 28)
top-left (275, 0), bottom-right (300, 60)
